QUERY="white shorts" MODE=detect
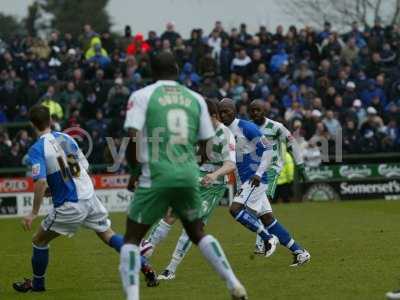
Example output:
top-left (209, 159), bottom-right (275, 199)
top-left (41, 194), bottom-right (111, 237)
top-left (233, 180), bottom-right (272, 216)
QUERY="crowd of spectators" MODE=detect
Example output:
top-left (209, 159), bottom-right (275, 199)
top-left (0, 20), bottom-right (399, 169)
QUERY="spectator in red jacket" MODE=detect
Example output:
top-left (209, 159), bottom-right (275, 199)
top-left (126, 33), bottom-right (151, 55)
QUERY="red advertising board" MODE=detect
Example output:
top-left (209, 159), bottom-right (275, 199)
top-left (0, 174), bottom-right (130, 193)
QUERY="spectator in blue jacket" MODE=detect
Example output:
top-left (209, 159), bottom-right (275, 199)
top-left (282, 84), bottom-right (305, 108)
top-left (360, 79), bottom-right (387, 107)
top-left (344, 21), bottom-right (366, 49)
top-left (34, 60), bottom-right (50, 82)
top-left (179, 62), bottom-right (201, 88)
top-left (318, 21), bottom-right (332, 44)
top-left (270, 46), bottom-right (288, 73)
top-left (88, 44), bottom-right (111, 69)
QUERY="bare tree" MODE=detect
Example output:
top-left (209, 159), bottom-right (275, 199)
top-left (280, 0), bottom-right (400, 29)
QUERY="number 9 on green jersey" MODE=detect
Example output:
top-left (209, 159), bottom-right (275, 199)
top-left (124, 80), bottom-right (215, 189)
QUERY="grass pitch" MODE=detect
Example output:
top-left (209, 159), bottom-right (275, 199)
top-left (0, 200), bottom-right (399, 300)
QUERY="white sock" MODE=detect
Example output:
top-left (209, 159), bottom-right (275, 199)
top-left (198, 235), bottom-right (241, 290)
top-left (148, 219), bottom-right (172, 246)
top-left (119, 244), bottom-right (140, 300)
top-left (166, 230), bottom-right (192, 273)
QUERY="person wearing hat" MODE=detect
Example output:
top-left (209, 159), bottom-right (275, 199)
top-left (343, 81), bottom-right (358, 106)
top-left (370, 93), bottom-right (384, 115)
top-left (85, 36), bottom-right (108, 60)
top-left (359, 128), bottom-right (379, 153)
top-left (367, 106), bottom-right (378, 115)
top-left (87, 43), bottom-right (111, 69)
top-left (40, 85), bottom-right (63, 120)
top-left (106, 78), bottom-right (130, 117)
top-left (348, 99), bottom-right (367, 128)
top-left (67, 48), bottom-right (76, 56)
top-left (126, 33), bottom-right (151, 56)
top-left (311, 109), bottom-right (322, 119)
top-left (360, 106), bottom-right (378, 136)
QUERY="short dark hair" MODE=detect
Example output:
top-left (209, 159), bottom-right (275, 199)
top-left (205, 98), bottom-right (219, 118)
top-left (29, 105), bottom-right (51, 131)
top-left (151, 52), bottom-right (178, 80)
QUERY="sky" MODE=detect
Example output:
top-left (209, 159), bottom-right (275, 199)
top-left (0, 0), bottom-right (302, 37)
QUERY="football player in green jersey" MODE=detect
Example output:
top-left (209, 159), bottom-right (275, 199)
top-left (249, 99), bottom-right (310, 265)
top-left (140, 98), bottom-right (236, 281)
top-left (249, 99), bottom-right (306, 199)
top-left (119, 52), bottom-right (247, 300)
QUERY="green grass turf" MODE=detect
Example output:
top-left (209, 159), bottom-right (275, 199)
top-left (1, 200), bottom-right (399, 300)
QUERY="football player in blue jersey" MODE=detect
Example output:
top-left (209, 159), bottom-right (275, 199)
top-left (218, 99), bottom-right (310, 266)
top-left (13, 105), bottom-right (158, 293)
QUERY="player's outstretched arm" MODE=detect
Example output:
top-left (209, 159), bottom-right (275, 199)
top-left (280, 125), bottom-right (307, 181)
top-left (23, 179), bottom-right (47, 231)
top-left (201, 160), bottom-right (235, 187)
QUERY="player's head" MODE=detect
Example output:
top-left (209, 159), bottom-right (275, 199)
top-left (29, 105), bottom-right (51, 132)
top-left (206, 98), bottom-right (220, 126)
top-left (249, 99), bottom-right (266, 125)
top-left (218, 98), bottom-right (236, 126)
top-left (151, 52), bottom-right (178, 80)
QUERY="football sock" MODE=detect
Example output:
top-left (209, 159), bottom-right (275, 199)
top-left (166, 230), bottom-right (192, 273)
top-left (234, 209), bottom-right (272, 241)
top-left (266, 219), bottom-right (302, 253)
top-left (148, 219), bottom-right (172, 246)
top-left (198, 235), bottom-right (241, 290)
top-left (140, 255), bottom-right (155, 274)
top-left (109, 234), bottom-right (124, 252)
top-left (31, 244), bottom-right (49, 290)
top-left (109, 234), bottom-right (150, 272)
top-left (120, 244), bottom-right (140, 300)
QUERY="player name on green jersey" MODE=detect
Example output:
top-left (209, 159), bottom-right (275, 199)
top-left (124, 80), bottom-right (215, 188)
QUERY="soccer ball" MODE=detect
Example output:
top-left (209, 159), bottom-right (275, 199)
top-left (140, 239), bottom-right (154, 258)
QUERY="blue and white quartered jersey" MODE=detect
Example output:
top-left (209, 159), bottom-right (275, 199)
top-left (26, 131), bottom-right (94, 207)
top-left (228, 119), bottom-right (271, 184)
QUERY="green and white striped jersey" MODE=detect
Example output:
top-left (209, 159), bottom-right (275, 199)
top-left (199, 122), bottom-right (236, 183)
top-left (257, 117), bottom-right (303, 172)
top-left (124, 80), bottom-right (215, 188)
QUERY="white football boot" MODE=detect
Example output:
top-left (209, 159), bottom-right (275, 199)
top-left (157, 269), bottom-right (175, 280)
top-left (254, 235), bottom-right (265, 255)
top-left (229, 283), bottom-right (248, 300)
top-left (386, 289), bottom-right (400, 299)
top-left (264, 235), bottom-right (279, 257)
top-left (290, 249), bottom-right (311, 267)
